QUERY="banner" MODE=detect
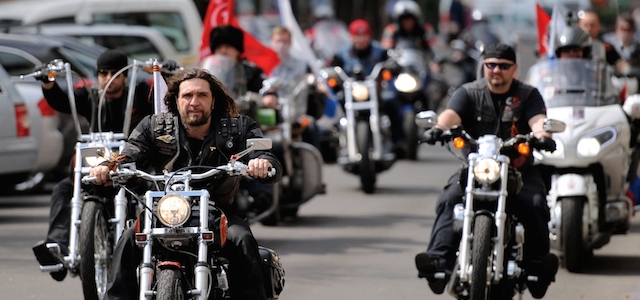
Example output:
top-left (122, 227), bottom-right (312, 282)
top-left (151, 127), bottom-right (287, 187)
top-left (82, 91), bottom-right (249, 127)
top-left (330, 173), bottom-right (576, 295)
top-left (153, 60), bottom-right (168, 114)
top-left (536, 3), bottom-right (551, 57)
top-left (200, 0), bottom-right (280, 74)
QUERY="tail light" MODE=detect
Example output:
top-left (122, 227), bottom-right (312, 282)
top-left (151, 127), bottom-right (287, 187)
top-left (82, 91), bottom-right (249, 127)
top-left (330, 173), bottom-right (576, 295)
top-left (15, 103), bottom-right (30, 137)
top-left (37, 98), bottom-right (57, 117)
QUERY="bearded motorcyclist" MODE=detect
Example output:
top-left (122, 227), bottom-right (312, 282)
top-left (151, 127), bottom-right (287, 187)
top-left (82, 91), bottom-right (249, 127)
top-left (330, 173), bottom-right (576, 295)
top-left (93, 68), bottom-right (283, 299)
top-left (414, 44), bottom-right (559, 299)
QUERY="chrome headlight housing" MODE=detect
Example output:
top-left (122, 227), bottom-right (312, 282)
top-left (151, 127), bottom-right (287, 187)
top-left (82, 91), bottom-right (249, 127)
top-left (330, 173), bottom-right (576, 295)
top-left (351, 82), bottom-right (370, 101)
top-left (576, 127), bottom-right (616, 157)
top-left (157, 194), bottom-right (191, 227)
top-left (394, 73), bottom-right (420, 93)
top-left (473, 158), bottom-right (501, 184)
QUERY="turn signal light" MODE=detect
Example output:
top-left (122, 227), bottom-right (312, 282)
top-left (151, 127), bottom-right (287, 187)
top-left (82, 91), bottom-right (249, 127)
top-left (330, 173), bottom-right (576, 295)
top-left (453, 137), bottom-right (465, 149)
top-left (135, 233), bottom-right (147, 243)
top-left (381, 70), bottom-right (392, 81)
top-left (517, 142), bottom-right (530, 156)
top-left (327, 77), bottom-right (338, 88)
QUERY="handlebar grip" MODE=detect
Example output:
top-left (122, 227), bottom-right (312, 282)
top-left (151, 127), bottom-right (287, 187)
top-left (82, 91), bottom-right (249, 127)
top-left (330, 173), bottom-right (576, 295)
top-left (81, 176), bottom-right (97, 184)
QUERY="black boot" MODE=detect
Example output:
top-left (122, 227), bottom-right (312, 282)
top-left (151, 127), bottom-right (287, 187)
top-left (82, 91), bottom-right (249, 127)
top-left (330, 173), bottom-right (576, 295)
top-left (32, 240), bottom-right (68, 282)
top-left (527, 253), bottom-right (559, 299)
top-left (415, 252), bottom-right (450, 294)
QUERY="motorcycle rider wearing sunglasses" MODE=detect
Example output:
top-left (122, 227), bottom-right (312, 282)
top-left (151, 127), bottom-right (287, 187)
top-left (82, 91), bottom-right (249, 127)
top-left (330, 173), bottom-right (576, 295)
top-left (32, 49), bottom-right (178, 281)
top-left (414, 43), bottom-right (559, 299)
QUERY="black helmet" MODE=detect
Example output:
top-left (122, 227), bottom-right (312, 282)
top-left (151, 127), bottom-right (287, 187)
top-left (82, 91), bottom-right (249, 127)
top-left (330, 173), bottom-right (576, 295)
top-left (554, 25), bottom-right (591, 57)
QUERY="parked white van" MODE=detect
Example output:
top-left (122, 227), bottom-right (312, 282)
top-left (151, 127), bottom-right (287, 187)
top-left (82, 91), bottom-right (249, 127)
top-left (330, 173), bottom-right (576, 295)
top-left (0, 0), bottom-right (202, 66)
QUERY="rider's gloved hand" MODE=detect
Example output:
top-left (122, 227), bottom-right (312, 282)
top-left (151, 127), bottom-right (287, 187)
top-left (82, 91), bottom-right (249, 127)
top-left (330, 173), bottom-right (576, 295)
top-left (33, 65), bottom-right (52, 83)
top-left (534, 136), bottom-right (557, 152)
top-left (423, 128), bottom-right (444, 145)
top-left (162, 60), bottom-right (180, 71)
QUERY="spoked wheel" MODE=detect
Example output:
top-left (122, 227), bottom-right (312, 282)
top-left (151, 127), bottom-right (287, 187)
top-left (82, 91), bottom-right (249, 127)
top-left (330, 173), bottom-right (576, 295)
top-left (403, 111), bottom-right (419, 160)
top-left (562, 197), bottom-right (588, 273)
top-left (78, 201), bottom-right (111, 300)
top-left (356, 120), bottom-right (376, 194)
top-left (156, 269), bottom-right (186, 300)
top-left (470, 214), bottom-right (493, 300)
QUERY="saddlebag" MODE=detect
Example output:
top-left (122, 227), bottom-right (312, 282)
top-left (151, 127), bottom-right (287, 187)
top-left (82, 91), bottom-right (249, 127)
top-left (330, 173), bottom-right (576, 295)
top-left (258, 246), bottom-right (285, 299)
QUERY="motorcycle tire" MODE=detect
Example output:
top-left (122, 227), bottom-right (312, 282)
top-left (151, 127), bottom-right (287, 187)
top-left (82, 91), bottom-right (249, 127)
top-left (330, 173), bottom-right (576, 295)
top-left (78, 201), bottom-right (111, 300)
top-left (470, 214), bottom-right (492, 300)
top-left (156, 269), bottom-right (186, 300)
top-left (562, 197), bottom-right (587, 273)
top-left (403, 111), bottom-right (419, 161)
top-left (357, 121), bottom-right (376, 194)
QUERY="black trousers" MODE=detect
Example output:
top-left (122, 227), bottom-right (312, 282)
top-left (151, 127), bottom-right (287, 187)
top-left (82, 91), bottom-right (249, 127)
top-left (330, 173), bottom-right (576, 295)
top-left (105, 212), bottom-right (266, 300)
top-left (426, 167), bottom-right (551, 271)
top-left (46, 177), bottom-right (73, 254)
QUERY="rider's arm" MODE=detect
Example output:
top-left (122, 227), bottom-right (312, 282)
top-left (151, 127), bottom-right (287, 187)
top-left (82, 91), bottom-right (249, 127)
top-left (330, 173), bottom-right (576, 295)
top-left (120, 116), bottom-right (155, 170)
top-left (42, 82), bottom-right (93, 119)
top-left (436, 87), bottom-right (469, 129)
top-left (523, 87), bottom-right (551, 138)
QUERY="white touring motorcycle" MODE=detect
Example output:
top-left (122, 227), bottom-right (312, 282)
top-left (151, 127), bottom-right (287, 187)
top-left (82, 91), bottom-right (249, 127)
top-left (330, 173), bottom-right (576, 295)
top-left (528, 58), bottom-right (639, 273)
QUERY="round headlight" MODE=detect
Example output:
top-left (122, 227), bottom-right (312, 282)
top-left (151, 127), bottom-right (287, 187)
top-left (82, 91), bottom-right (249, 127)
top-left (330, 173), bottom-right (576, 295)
top-left (473, 158), bottom-right (501, 184)
top-left (157, 194), bottom-right (191, 227)
top-left (351, 82), bottom-right (370, 101)
top-left (577, 137), bottom-right (600, 157)
top-left (394, 73), bottom-right (419, 93)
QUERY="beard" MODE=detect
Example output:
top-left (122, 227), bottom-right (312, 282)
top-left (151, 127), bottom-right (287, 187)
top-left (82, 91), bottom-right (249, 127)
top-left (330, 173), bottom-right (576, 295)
top-left (181, 109), bottom-right (211, 127)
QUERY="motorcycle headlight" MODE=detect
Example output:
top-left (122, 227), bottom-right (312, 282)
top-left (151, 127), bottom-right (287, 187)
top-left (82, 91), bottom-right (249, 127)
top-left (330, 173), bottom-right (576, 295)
top-left (576, 127), bottom-right (616, 157)
top-left (473, 158), bottom-right (501, 184)
top-left (351, 82), bottom-right (369, 101)
top-left (394, 73), bottom-right (419, 93)
top-left (157, 194), bottom-right (191, 227)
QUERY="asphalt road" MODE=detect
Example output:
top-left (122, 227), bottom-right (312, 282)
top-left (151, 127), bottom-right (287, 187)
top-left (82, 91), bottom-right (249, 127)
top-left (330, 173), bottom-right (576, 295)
top-left (1, 145), bottom-right (639, 300)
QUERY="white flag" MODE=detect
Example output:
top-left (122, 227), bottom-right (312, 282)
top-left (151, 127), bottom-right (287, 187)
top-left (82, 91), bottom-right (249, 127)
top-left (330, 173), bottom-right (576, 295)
top-left (276, 0), bottom-right (323, 79)
top-left (153, 60), bottom-right (168, 114)
top-left (547, 5), bottom-right (568, 59)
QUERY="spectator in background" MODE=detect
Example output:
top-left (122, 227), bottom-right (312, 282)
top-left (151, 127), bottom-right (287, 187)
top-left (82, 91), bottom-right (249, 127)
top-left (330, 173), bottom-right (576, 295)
top-left (607, 14), bottom-right (640, 69)
top-left (578, 9), bottom-right (624, 70)
top-left (270, 26), bottom-right (321, 149)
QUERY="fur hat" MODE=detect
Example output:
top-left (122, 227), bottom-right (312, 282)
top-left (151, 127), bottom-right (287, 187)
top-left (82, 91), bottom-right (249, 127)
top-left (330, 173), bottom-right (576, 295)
top-left (209, 25), bottom-right (244, 53)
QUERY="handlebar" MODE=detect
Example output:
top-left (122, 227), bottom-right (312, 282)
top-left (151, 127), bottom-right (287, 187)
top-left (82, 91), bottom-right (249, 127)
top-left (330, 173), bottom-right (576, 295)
top-left (81, 163), bottom-right (276, 185)
top-left (20, 59), bottom-right (65, 81)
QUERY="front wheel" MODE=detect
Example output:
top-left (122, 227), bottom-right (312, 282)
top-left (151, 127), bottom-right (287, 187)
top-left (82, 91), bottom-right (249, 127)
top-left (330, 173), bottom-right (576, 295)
top-left (156, 269), bottom-right (186, 300)
top-left (403, 111), bottom-right (419, 160)
top-left (562, 197), bottom-right (587, 273)
top-left (470, 214), bottom-right (493, 300)
top-left (78, 201), bottom-right (111, 300)
top-left (357, 120), bottom-right (376, 194)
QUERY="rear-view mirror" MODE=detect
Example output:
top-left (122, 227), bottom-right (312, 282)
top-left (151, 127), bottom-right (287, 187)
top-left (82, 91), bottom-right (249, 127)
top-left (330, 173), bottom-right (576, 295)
top-left (246, 138), bottom-right (272, 151)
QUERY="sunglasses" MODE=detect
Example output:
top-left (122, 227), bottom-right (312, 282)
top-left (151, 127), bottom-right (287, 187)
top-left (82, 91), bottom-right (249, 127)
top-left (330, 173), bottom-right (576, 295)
top-left (97, 69), bottom-right (119, 77)
top-left (484, 62), bottom-right (514, 70)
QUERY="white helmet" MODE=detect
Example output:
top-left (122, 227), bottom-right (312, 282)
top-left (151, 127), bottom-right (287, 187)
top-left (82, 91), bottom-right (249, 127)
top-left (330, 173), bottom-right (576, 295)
top-left (313, 4), bottom-right (335, 19)
top-left (392, 0), bottom-right (421, 21)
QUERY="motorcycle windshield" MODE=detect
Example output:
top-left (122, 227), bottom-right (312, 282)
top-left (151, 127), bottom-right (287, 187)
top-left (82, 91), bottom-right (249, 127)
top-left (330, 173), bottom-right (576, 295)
top-left (394, 44), bottom-right (427, 73)
top-left (311, 20), bottom-right (352, 62)
top-left (201, 54), bottom-right (236, 92)
top-left (526, 59), bottom-right (619, 108)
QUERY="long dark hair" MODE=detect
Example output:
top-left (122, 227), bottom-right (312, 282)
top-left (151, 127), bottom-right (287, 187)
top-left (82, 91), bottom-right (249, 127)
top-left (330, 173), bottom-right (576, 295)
top-left (164, 68), bottom-right (239, 119)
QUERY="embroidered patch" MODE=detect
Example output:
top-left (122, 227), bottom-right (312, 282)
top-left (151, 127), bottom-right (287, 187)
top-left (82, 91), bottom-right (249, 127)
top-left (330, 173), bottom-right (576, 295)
top-left (156, 134), bottom-right (175, 143)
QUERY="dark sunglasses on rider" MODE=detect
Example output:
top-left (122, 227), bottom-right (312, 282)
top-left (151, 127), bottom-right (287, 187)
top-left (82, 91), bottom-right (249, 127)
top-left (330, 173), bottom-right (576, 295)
top-left (97, 69), bottom-right (119, 77)
top-left (484, 62), bottom-right (514, 70)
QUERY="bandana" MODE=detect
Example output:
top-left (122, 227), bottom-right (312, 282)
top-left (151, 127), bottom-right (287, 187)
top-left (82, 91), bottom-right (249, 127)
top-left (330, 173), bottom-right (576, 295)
top-left (483, 43), bottom-right (516, 62)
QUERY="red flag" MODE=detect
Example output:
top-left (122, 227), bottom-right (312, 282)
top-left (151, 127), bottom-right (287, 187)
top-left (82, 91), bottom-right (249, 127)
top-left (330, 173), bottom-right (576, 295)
top-left (199, 0), bottom-right (280, 75)
top-left (536, 3), bottom-right (551, 57)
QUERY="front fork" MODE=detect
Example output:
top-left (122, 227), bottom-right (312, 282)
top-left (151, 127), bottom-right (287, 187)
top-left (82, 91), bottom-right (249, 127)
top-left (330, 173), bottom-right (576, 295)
top-left (458, 161), bottom-right (510, 284)
top-left (138, 190), bottom-right (220, 300)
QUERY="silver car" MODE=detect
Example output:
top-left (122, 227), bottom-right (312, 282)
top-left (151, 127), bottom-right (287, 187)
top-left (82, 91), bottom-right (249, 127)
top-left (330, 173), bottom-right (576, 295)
top-left (0, 64), bottom-right (58, 188)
